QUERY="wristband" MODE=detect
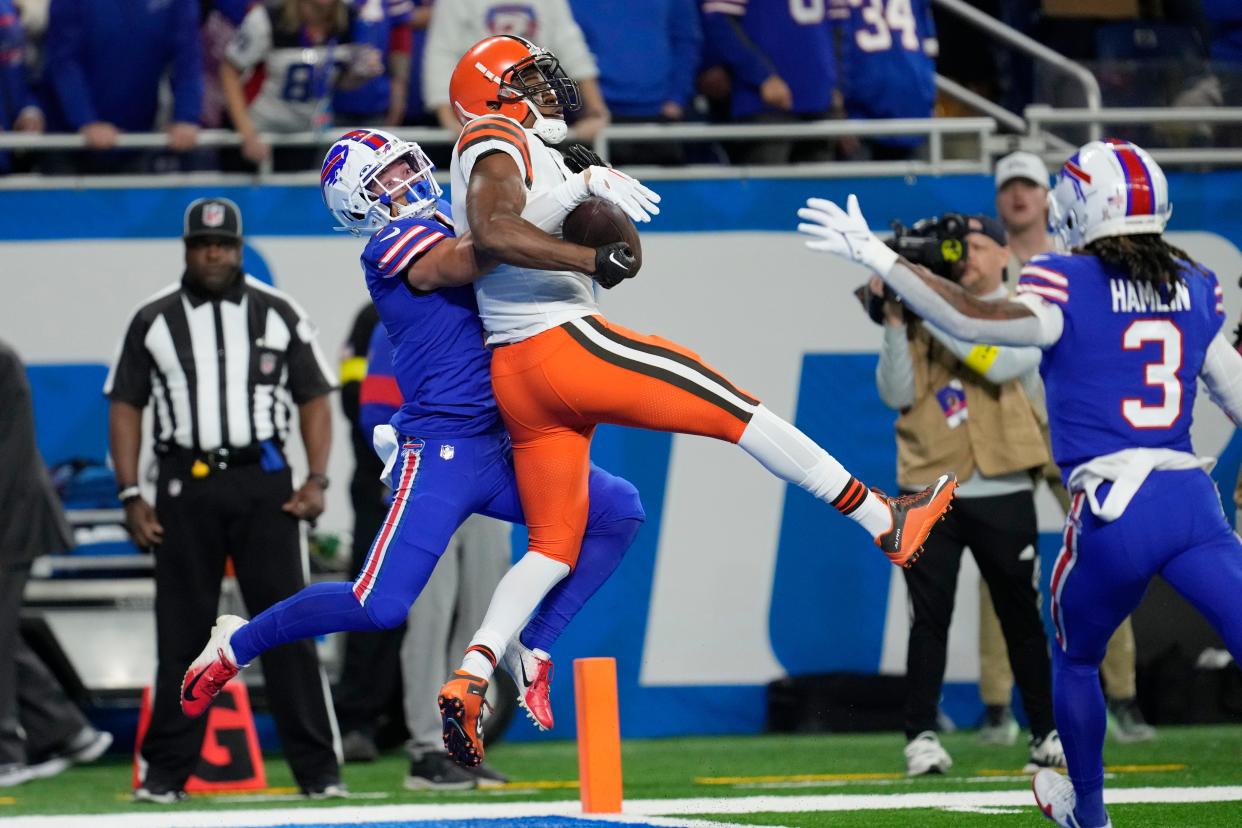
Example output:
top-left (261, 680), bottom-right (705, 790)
top-left (118, 485), bottom-right (141, 504)
top-left (307, 473), bottom-right (330, 490)
top-left (964, 344), bottom-right (1001, 374)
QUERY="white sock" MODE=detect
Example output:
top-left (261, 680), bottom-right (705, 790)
top-left (460, 551), bottom-right (569, 680)
top-left (738, 404), bottom-right (892, 537)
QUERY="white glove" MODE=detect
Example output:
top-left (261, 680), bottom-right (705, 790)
top-left (584, 165), bottom-right (661, 223)
top-left (797, 193), bottom-right (898, 275)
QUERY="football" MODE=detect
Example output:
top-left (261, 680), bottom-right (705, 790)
top-left (562, 196), bottom-right (642, 272)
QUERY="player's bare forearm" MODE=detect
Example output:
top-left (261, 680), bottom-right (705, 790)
top-left (896, 257), bottom-right (1035, 321)
top-left (467, 153), bottom-right (596, 273)
top-left (108, 400), bottom-right (144, 488)
top-left (406, 233), bottom-right (493, 290)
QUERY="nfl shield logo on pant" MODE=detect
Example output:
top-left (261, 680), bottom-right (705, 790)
top-left (440, 444), bottom-right (455, 461)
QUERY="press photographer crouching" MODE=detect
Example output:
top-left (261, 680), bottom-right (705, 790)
top-left (863, 214), bottom-right (1065, 776)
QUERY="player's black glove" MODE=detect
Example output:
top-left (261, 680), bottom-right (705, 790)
top-left (562, 143), bottom-right (606, 174)
top-left (592, 241), bottom-right (639, 289)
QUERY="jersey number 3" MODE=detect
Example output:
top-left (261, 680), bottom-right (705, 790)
top-left (1122, 319), bottom-right (1182, 429)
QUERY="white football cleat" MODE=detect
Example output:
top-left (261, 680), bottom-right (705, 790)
top-left (904, 730), bottom-right (952, 776)
top-left (501, 639), bottom-right (554, 731)
top-left (1032, 768), bottom-right (1112, 827)
top-left (181, 615), bottom-right (247, 718)
top-left (1033, 768), bottom-right (1079, 826)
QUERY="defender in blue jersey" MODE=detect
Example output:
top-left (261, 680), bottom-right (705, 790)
top-left (799, 140), bottom-right (1242, 828)
top-left (180, 129), bottom-right (649, 752)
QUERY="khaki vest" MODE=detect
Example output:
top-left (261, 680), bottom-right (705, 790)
top-left (895, 322), bottom-right (1050, 489)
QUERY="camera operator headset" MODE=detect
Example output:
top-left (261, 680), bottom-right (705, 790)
top-left (861, 214), bottom-right (1065, 777)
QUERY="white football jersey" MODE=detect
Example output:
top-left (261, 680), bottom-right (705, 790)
top-left (449, 114), bottom-right (598, 345)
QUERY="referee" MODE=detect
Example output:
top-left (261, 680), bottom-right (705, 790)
top-left (106, 198), bottom-right (343, 802)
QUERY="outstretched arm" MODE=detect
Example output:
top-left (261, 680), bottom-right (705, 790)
top-left (1201, 333), bottom-right (1242, 426)
top-left (883, 259), bottom-right (1063, 347)
top-left (797, 194), bottom-right (1064, 347)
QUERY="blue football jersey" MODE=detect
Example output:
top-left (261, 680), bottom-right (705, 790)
top-left (830, 0), bottom-right (936, 145)
top-left (361, 201), bottom-right (502, 438)
top-left (1017, 252), bottom-right (1226, 474)
top-left (701, 0), bottom-right (836, 119)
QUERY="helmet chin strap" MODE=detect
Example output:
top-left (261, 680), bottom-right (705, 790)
top-left (528, 104), bottom-right (567, 144)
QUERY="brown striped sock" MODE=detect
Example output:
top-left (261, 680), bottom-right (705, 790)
top-left (464, 644), bottom-right (497, 670)
top-left (831, 476), bottom-right (868, 516)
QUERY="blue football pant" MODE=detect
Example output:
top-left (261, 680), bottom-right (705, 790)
top-left (1051, 469), bottom-right (1242, 828)
top-left (231, 431), bottom-right (643, 666)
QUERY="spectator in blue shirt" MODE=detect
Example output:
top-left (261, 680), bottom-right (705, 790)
top-left (701, 0), bottom-right (836, 164)
top-left (334, 0), bottom-right (415, 127)
top-left (571, 0), bottom-right (701, 165)
top-left (831, 0), bottom-right (937, 161)
top-left (401, 0), bottom-right (434, 126)
top-left (0, 0), bottom-right (42, 174)
top-left (42, 0), bottom-right (202, 168)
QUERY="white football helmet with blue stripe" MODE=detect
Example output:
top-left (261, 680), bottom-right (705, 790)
top-left (320, 129), bottom-right (442, 236)
top-left (1050, 140), bottom-right (1172, 249)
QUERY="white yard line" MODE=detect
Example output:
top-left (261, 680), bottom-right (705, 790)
top-left (3, 786), bottom-right (1242, 827)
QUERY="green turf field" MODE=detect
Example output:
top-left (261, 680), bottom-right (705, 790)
top-left (4, 726), bottom-right (1241, 825)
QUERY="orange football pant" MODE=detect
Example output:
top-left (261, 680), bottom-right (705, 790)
top-left (490, 315), bottom-right (760, 567)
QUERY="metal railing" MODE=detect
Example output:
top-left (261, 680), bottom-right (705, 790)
top-left (592, 117), bottom-right (996, 178)
top-left (0, 117), bottom-right (999, 186)
top-left (5, 108), bottom-right (1242, 188)
top-left (932, 0), bottom-right (1102, 140)
top-left (1025, 106), bottom-right (1242, 166)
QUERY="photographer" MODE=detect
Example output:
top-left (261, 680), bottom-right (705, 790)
top-left (867, 214), bottom-right (1064, 776)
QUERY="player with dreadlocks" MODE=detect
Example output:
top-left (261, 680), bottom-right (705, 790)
top-left (797, 139), bottom-right (1242, 828)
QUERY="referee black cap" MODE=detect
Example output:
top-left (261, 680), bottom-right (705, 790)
top-left (184, 197), bottom-right (243, 242)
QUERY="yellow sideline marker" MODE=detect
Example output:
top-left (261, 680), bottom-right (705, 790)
top-left (977, 763), bottom-right (1185, 777)
top-left (698, 772), bottom-right (903, 785)
top-left (574, 657), bottom-right (622, 813)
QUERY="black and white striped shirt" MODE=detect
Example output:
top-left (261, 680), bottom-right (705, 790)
top-left (104, 274), bottom-right (336, 452)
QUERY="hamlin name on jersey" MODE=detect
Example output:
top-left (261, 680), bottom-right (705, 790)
top-left (1107, 278), bottom-right (1192, 314)
top-left (449, 114), bottom-right (599, 346)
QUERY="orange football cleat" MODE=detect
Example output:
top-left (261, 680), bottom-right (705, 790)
top-left (874, 473), bottom-right (957, 568)
top-left (438, 670), bottom-right (490, 768)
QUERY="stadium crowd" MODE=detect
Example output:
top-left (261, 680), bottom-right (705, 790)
top-left (1, 0), bottom-right (1237, 175)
